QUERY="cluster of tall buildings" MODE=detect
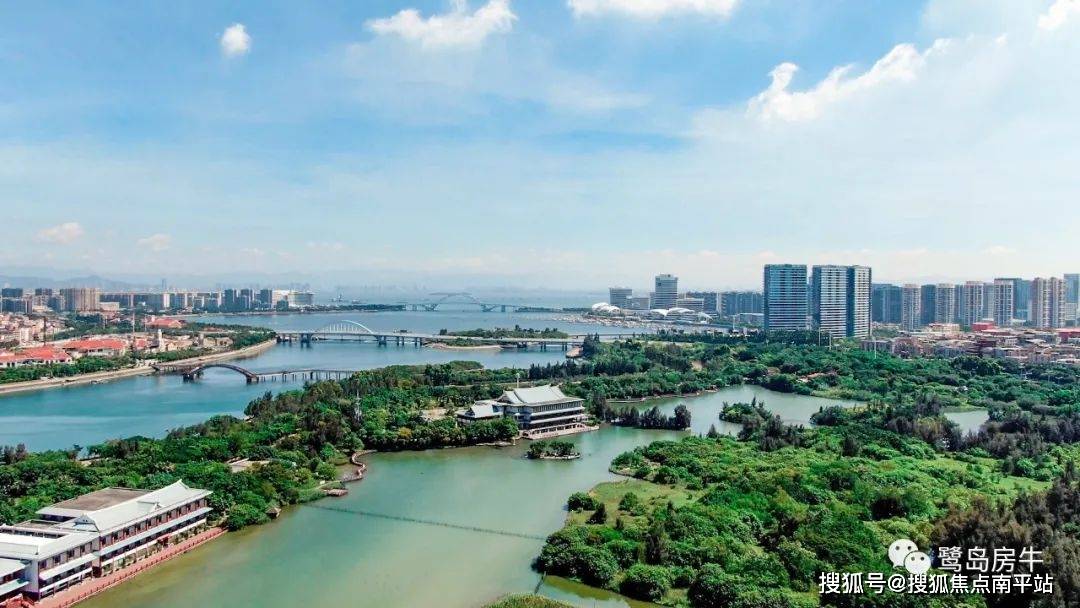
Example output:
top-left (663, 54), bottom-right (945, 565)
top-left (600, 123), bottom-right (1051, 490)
top-left (872, 274), bottom-right (1078, 331)
top-left (763, 264), bottom-right (872, 338)
top-left (0, 287), bottom-right (101, 314)
top-left (607, 275), bottom-right (763, 318)
top-left (0, 285), bottom-right (316, 315)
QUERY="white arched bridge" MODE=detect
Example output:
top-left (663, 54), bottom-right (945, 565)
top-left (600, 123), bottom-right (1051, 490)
top-left (151, 361), bottom-right (358, 384)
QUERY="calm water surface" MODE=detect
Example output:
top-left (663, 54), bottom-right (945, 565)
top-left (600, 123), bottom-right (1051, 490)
top-left (0, 311), bottom-right (631, 451)
top-left (79, 386), bottom-right (860, 608)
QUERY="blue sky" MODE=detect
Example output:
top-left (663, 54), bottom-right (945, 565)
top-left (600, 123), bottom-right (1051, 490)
top-left (2, 0), bottom-right (1078, 290)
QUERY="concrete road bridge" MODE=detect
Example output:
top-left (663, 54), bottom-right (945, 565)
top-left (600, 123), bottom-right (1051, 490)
top-left (401, 292), bottom-right (549, 313)
top-left (273, 320), bottom-right (652, 350)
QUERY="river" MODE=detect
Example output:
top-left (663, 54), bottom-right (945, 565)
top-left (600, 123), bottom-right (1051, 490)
top-left (0, 310), bottom-right (989, 607)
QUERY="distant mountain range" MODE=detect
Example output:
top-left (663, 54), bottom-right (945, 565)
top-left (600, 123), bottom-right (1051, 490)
top-left (0, 273), bottom-right (138, 291)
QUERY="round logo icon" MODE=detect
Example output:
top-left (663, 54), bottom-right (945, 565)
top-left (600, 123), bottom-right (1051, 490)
top-left (888, 539), bottom-right (919, 568)
top-left (904, 551), bottom-right (931, 575)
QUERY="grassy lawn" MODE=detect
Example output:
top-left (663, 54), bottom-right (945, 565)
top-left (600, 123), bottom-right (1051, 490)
top-left (566, 478), bottom-right (694, 527)
top-left (485, 594), bottom-right (575, 608)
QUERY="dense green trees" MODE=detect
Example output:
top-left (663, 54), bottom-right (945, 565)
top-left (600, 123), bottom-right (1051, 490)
top-left (537, 400), bottom-right (1069, 606)
top-left (0, 355), bottom-right (132, 384)
top-left (527, 440), bottom-right (579, 459)
top-left (440, 326), bottom-right (569, 339)
top-left (598, 404), bottom-right (692, 430)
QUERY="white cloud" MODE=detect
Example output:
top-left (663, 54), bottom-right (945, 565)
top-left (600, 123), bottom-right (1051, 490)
top-left (568, 0), bottom-right (738, 19)
top-left (220, 23), bottom-right (251, 57)
top-left (137, 233), bottom-right (172, 252)
top-left (366, 0), bottom-right (516, 49)
top-left (747, 41), bottom-right (947, 123)
top-left (1038, 0), bottom-right (1080, 30)
top-left (36, 222), bottom-right (84, 244)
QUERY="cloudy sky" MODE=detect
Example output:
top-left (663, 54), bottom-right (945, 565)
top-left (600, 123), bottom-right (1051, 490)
top-left (2, 0), bottom-right (1079, 290)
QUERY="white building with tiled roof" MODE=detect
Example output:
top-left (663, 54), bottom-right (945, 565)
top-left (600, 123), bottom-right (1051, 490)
top-left (457, 385), bottom-right (590, 439)
top-left (0, 480), bottom-right (211, 602)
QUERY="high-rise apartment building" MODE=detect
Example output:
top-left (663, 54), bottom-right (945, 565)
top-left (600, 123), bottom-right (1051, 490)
top-left (809, 265), bottom-right (871, 338)
top-left (608, 287), bottom-right (632, 309)
top-left (959, 281), bottom-right (985, 327)
top-left (59, 287), bottom-right (100, 312)
top-left (147, 293), bottom-right (171, 311)
top-left (686, 291), bottom-right (718, 314)
top-left (990, 279), bottom-right (1015, 327)
top-left (997, 278), bottom-right (1030, 322)
top-left (848, 266), bottom-right (872, 338)
top-left (871, 284), bottom-right (902, 324)
top-left (919, 285), bottom-right (937, 326)
top-left (651, 274), bottom-right (678, 310)
top-left (720, 291), bottom-right (763, 316)
top-left (934, 284), bottom-right (957, 324)
top-left (1065, 273), bottom-right (1079, 324)
top-left (900, 284), bottom-right (921, 331)
top-left (1030, 277), bottom-right (1066, 328)
top-left (764, 264), bottom-right (808, 331)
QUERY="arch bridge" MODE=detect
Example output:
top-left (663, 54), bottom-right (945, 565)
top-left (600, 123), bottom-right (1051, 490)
top-left (412, 292), bottom-right (503, 312)
top-left (153, 361), bottom-right (357, 383)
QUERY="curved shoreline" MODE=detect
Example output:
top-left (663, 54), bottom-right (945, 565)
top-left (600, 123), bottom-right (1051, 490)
top-left (0, 339), bottom-right (277, 396)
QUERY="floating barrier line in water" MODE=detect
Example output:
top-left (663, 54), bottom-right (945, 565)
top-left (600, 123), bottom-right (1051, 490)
top-left (301, 503), bottom-right (548, 541)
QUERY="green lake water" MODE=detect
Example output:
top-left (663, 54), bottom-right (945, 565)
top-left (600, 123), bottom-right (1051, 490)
top-left (78, 386), bottom-right (870, 608)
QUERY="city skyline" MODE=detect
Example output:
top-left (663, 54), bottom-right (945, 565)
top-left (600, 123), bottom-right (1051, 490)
top-left (3, 1), bottom-right (1080, 288)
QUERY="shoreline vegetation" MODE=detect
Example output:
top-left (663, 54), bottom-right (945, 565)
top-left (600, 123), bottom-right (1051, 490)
top-left (485, 595), bottom-right (575, 608)
top-left (430, 326), bottom-right (572, 349)
top-left (427, 342), bottom-right (503, 351)
top-left (3, 331), bottom-right (1080, 605)
top-left (527, 440), bottom-right (582, 460)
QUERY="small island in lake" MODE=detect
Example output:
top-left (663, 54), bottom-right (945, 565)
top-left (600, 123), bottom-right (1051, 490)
top-left (527, 440), bottom-right (581, 460)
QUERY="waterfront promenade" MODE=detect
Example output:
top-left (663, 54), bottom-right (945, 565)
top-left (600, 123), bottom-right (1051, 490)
top-left (33, 527), bottom-right (226, 608)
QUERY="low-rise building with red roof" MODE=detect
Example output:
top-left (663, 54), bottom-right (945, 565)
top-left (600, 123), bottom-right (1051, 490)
top-left (61, 338), bottom-right (128, 357)
top-left (144, 317), bottom-right (185, 330)
top-left (0, 346), bottom-right (75, 368)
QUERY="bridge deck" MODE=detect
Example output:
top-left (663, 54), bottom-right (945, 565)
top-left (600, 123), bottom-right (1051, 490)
top-left (274, 331), bottom-right (647, 344)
